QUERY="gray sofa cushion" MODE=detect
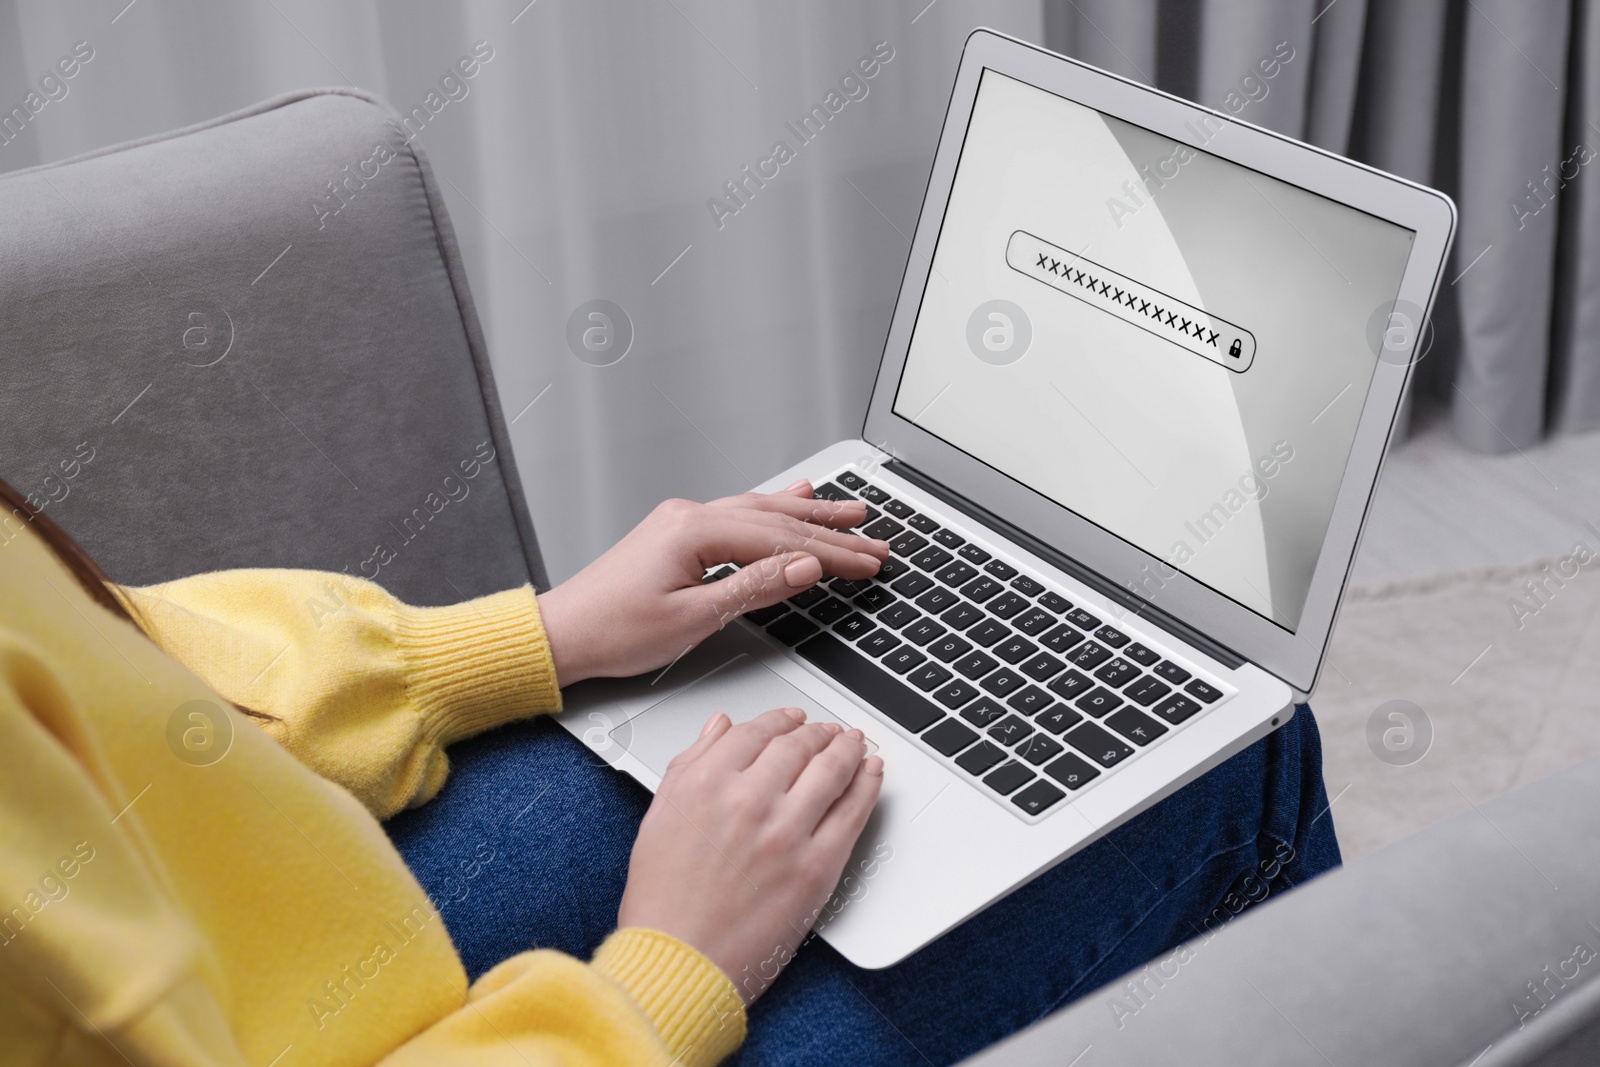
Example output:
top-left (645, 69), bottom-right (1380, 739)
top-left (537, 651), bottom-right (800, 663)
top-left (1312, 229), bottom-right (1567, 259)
top-left (0, 88), bottom-right (546, 604)
top-left (961, 751), bottom-right (1600, 1066)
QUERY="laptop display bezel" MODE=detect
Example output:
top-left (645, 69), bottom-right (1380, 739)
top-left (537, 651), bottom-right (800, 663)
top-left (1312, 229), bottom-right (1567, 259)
top-left (861, 29), bottom-right (1456, 695)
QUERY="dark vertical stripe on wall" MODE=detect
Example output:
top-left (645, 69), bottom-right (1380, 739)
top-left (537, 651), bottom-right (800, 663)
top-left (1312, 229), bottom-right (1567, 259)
top-left (1156, 0), bottom-right (1201, 101)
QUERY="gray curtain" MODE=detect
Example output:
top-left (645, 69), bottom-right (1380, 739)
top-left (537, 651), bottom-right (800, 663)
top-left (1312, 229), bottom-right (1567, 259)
top-left (0, 0), bottom-right (1042, 582)
top-left (1046, 0), bottom-right (1600, 454)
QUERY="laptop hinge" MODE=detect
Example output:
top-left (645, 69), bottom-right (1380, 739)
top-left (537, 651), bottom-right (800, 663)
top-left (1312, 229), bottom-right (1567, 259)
top-left (885, 459), bottom-right (1248, 672)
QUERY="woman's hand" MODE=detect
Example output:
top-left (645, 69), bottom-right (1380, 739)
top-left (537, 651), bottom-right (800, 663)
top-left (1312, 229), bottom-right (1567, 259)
top-left (617, 706), bottom-right (883, 1003)
top-left (536, 481), bottom-right (887, 686)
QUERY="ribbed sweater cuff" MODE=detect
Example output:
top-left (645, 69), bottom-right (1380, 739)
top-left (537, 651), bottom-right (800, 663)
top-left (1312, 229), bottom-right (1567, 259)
top-left (392, 585), bottom-right (562, 742)
top-left (591, 928), bottom-right (746, 1067)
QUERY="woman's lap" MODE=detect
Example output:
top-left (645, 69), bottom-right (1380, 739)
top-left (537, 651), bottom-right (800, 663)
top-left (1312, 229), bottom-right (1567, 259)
top-left (386, 705), bottom-right (1339, 1066)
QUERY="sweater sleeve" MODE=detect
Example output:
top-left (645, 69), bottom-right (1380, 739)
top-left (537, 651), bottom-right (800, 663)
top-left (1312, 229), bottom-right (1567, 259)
top-left (115, 569), bottom-right (563, 819)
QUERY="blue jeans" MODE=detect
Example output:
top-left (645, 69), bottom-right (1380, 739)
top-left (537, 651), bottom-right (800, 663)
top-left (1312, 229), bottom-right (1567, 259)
top-left (385, 705), bottom-right (1339, 1066)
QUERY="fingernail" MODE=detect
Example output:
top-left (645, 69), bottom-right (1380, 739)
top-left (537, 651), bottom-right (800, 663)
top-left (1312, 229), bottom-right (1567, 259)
top-left (701, 712), bottom-right (725, 737)
top-left (854, 551), bottom-right (882, 572)
top-left (846, 728), bottom-right (863, 741)
top-left (784, 555), bottom-right (822, 587)
top-left (784, 706), bottom-right (807, 723)
top-left (785, 478), bottom-right (810, 491)
top-left (820, 722), bottom-right (843, 735)
top-left (865, 756), bottom-right (884, 776)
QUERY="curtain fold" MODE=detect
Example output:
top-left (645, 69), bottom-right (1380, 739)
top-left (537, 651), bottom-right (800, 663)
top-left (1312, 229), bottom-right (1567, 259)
top-left (1047, 0), bottom-right (1600, 454)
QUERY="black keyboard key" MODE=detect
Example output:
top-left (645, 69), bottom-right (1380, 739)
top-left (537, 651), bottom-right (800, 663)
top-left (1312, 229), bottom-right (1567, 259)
top-left (916, 586), bottom-right (961, 614)
top-left (833, 611), bottom-right (875, 640)
top-left (1013, 607), bottom-right (1055, 635)
top-left (1043, 751), bottom-right (1101, 789)
top-left (1040, 624), bottom-right (1085, 654)
top-left (882, 498), bottom-right (914, 519)
top-left (984, 559), bottom-right (1019, 580)
top-left (1094, 625), bottom-right (1130, 648)
top-left (878, 602), bottom-right (921, 630)
top-left (864, 516), bottom-right (904, 541)
top-left (809, 597), bottom-right (852, 624)
top-left (705, 565), bottom-right (736, 582)
top-left (961, 697), bottom-right (1009, 727)
top-left (1033, 704), bottom-right (1083, 735)
top-left (953, 650), bottom-right (998, 679)
top-left (1012, 779), bottom-right (1066, 814)
top-left (928, 635), bottom-right (973, 663)
top-left (768, 614), bottom-right (819, 645)
top-left (1186, 679), bottom-right (1223, 703)
top-left (1154, 660), bottom-right (1192, 684)
top-left (1064, 607), bottom-right (1101, 631)
top-left (936, 561), bottom-right (979, 588)
top-left (966, 620), bottom-right (1011, 647)
top-left (911, 546), bottom-right (954, 572)
top-left (923, 718), bottom-right (978, 756)
top-left (907, 512), bottom-right (940, 534)
top-left (891, 571), bottom-right (936, 598)
top-left (1019, 652), bottom-right (1066, 682)
top-left (994, 636), bottom-right (1039, 664)
top-left (941, 602), bottom-right (984, 631)
top-left (1125, 677), bottom-right (1172, 707)
top-left (1066, 721), bottom-right (1134, 768)
top-left (1094, 658), bottom-right (1139, 688)
top-left (984, 761), bottom-right (1035, 796)
top-left (988, 592), bottom-right (1029, 619)
top-left (789, 586), bottom-right (828, 609)
top-left (1126, 643), bottom-right (1160, 667)
top-left (1038, 592), bottom-right (1073, 614)
top-left (1011, 575), bottom-right (1045, 597)
top-left (857, 629), bottom-right (900, 657)
top-left (745, 603), bottom-right (788, 626)
top-left (956, 740), bottom-right (1007, 775)
top-left (888, 531), bottom-right (928, 557)
top-left (902, 618), bottom-right (946, 646)
top-left (1007, 685), bottom-right (1053, 716)
top-left (1047, 669), bottom-right (1095, 702)
top-left (907, 663), bottom-right (952, 691)
top-left (963, 576), bottom-right (1003, 602)
top-left (1074, 686), bottom-right (1121, 717)
top-left (883, 646), bottom-right (927, 674)
top-left (863, 504), bottom-right (882, 524)
top-left (958, 543), bottom-right (992, 564)
top-left (795, 634), bottom-right (943, 734)
top-left (1154, 693), bottom-right (1202, 724)
top-left (933, 680), bottom-right (979, 709)
top-left (830, 577), bottom-right (871, 598)
top-left (932, 528), bottom-right (966, 549)
top-left (980, 668), bottom-right (1025, 697)
top-left (1105, 706), bottom-right (1167, 746)
top-left (812, 481), bottom-right (853, 501)
top-left (1014, 733), bottom-right (1064, 766)
top-left (853, 586), bottom-right (896, 613)
top-left (987, 714), bottom-right (1033, 747)
top-left (876, 556), bottom-right (910, 582)
top-left (858, 484), bottom-right (890, 504)
top-left (837, 470), bottom-right (867, 490)
top-left (1069, 641), bottom-right (1112, 670)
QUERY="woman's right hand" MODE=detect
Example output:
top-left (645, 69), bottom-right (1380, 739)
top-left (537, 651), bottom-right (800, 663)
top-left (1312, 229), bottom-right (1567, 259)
top-left (616, 706), bottom-right (883, 1004)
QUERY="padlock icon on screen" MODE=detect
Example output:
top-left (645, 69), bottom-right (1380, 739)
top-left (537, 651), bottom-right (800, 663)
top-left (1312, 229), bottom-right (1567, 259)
top-left (1228, 338), bottom-right (1242, 359)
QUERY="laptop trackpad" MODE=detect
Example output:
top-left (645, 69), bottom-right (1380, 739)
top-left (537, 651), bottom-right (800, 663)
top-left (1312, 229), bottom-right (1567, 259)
top-left (616, 653), bottom-right (877, 778)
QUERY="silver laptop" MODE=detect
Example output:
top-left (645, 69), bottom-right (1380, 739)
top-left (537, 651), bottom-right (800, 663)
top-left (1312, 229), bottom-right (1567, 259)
top-left (557, 28), bottom-right (1455, 970)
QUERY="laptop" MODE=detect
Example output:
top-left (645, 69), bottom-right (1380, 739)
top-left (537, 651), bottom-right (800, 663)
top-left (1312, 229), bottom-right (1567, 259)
top-left (557, 28), bottom-right (1455, 969)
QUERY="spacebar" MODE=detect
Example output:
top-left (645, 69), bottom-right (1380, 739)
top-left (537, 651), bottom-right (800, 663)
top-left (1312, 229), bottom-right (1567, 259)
top-left (795, 634), bottom-right (944, 734)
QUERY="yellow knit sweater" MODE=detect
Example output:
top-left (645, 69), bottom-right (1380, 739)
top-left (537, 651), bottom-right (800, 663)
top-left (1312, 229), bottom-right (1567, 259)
top-left (0, 522), bottom-right (745, 1066)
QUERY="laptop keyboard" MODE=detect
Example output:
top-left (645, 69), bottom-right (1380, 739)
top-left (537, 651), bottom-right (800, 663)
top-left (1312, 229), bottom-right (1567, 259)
top-left (708, 468), bottom-right (1231, 822)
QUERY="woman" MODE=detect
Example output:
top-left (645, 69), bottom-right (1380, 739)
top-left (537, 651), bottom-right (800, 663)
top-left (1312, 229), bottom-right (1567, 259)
top-left (0, 476), bottom-right (1337, 1065)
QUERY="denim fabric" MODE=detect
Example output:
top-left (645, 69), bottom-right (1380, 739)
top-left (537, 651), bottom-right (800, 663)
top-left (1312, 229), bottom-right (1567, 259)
top-left (386, 704), bottom-right (1339, 1066)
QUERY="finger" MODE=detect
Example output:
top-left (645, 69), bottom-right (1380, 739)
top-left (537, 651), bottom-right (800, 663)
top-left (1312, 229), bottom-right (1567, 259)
top-left (786, 729), bottom-right (872, 830)
top-left (709, 488), bottom-right (868, 530)
top-left (665, 711), bottom-right (731, 772)
top-left (703, 705), bottom-right (807, 773)
top-left (698, 550), bottom-right (824, 627)
top-left (693, 514), bottom-right (886, 582)
top-left (746, 720), bottom-right (843, 792)
top-left (717, 508), bottom-right (888, 566)
top-left (811, 754), bottom-right (884, 851)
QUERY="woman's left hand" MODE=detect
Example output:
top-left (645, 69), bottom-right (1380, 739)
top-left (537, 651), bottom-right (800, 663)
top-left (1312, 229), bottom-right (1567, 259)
top-left (536, 481), bottom-right (888, 686)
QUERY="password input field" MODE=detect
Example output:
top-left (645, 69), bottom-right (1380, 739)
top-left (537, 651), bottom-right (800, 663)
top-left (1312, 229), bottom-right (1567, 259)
top-left (1006, 230), bottom-right (1257, 373)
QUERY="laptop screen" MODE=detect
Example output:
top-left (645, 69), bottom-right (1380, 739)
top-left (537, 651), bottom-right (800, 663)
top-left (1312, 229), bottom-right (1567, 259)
top-left (891, 68), bottom-right (1416, 632)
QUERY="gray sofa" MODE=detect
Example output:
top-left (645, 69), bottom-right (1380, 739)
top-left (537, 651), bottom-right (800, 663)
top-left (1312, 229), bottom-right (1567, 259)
top-left (4, 90), bottom-right (1597, 1067)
